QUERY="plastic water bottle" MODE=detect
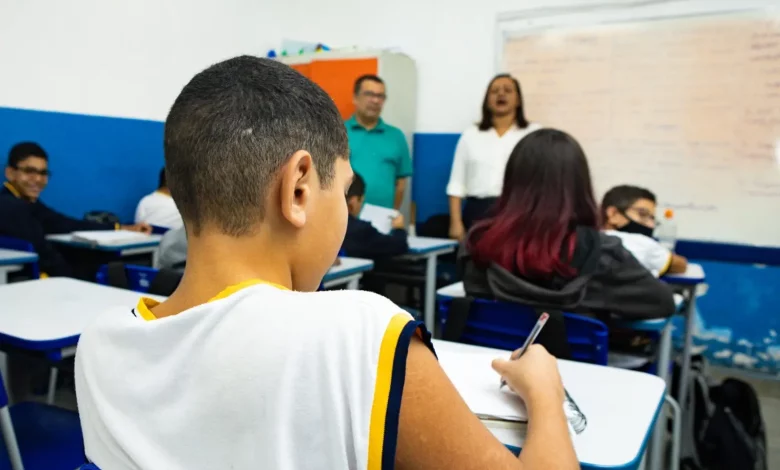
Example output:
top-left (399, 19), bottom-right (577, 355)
top-left (655, 209), bottom-right (678, 251)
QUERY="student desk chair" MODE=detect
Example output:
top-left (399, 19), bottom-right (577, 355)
top-left (0, 370), bottom-right (83, 470)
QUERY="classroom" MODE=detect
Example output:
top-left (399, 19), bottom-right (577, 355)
top-left (0, 0), bottom-right (778, 468)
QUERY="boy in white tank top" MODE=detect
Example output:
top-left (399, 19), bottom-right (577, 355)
top-left (75, 56), bottom-right (577, 470)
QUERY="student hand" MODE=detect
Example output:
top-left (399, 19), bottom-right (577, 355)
top-left (492, 344), bottom-right (565, 405)
top-left (122, 223), bottom-right (152, 234)
top-left (449, 220), bottom-right (465, 241)
top-left (391, 214), bottom-right (406, 230)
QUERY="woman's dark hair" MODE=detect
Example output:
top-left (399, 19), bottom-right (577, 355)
top-left (468, 129), bottom-right (598, 279)
top-left (478, 74), bottom-right (529, 131)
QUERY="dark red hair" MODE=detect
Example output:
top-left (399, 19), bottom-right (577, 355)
top-left (468, 128), bottom-right (598, 280)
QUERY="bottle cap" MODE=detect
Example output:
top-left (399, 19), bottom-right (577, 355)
top-left (664, 209), bottom-right (674, 219)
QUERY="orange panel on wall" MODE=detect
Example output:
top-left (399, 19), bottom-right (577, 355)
top-left (290, 63), bottom-right (312, 78)
top-left (309, 58), bottom-right (378, 119)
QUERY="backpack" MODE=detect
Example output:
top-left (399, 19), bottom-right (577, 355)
top-left (84, 210), bottom-right (120, 226)
top-left (675, 356), bottom-right (767, 470)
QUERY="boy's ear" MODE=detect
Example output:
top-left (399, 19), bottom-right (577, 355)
top-left (279, 150), bottom-right (314, 229)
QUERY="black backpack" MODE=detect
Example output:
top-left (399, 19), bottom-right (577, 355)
top-left (676, 356), bottom-right (767, 470)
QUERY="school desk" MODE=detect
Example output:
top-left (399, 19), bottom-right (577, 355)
top-left (433, 339), bottom-right (666, 470)
top-left (46, 233), bottom-right (163, 267)
top-left (660, 263), bottom-right (706, 417)
top-left (322, 257), bottom-right (374, 289)
top-left (0, 250), bottom-right (38, 285)
top-left (398, 237), bottom-right (458, 331)
top-left (0, 278), bottom-right (163, 404)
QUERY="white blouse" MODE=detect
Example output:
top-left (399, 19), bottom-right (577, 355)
top-left (446, 123), bottom-right (542, 198)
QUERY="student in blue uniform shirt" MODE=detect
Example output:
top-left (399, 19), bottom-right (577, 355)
top-left (342, 172), bottom-right (409, 259)
top-left (2, 142), bottom-right (150, 234)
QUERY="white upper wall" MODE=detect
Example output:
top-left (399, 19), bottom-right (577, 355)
top-left (0, 0), bottom-right (654, 132)
top-left (0, 0), bottom-right (276, 122)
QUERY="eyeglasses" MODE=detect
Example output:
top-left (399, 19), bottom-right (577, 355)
top-left (626, 206), bottom-right (655, 223)
top-left (14, 166), bottom-right (50, 177)
top-left (359, 91), bottom-right (387, 101)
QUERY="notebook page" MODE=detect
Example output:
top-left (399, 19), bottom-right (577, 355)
top-left (71, 230), bottom-right (151, 245)
top-left (359, 204), bottom-right (398, 235)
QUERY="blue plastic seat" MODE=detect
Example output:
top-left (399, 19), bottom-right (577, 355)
top-left (0, 374), bottom-right (83, 470)
top-left (438, 297), bottom-right (609, 365)
top-left (96, 264), bottom-right (160, 293)
top-left (0, 236), bottom-right (40, 279)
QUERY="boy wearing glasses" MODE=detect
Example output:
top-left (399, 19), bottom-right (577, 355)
top-left (601, 185), bottom-right (688, 275)
top-left (2, 142), bottom-right (149, 234)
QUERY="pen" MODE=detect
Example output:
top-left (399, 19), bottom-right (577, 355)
top-left (499, 312), bottom-right (549, 389)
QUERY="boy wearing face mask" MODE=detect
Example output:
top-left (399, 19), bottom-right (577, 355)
top-left (601, 185), bottom-right (688, 276)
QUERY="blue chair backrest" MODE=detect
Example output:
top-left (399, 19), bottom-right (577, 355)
top-left (96, 264), bottom-right (160, 293)
top-left (438, 297), bottom-right (609, 365)
top-left (79, 464), bottom-right (100, 469)
top-left (0, 368), bottom-right (8, 409)
top-left (0, 235), bottom-right (41, 279)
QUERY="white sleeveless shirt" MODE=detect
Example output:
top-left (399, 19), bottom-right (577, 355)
top-left (75, 280), bottom-right (430, 469)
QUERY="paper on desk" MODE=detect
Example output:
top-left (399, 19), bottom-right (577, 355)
top-left (71, 230), bottom-right (150, 246)
top-left (359, 203), bottom-right (398, 235)
top-left (438, 350), bottom-right (587, 433)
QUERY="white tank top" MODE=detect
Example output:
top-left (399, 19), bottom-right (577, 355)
top-left (75, 280), bottom-right (430, 469)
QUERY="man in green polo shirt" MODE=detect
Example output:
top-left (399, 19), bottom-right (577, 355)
top-left (345, 75), bottom-right (412, 210)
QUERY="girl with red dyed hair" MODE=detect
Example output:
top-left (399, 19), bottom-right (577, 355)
top-left (458, 129), bottom-right (675, 356)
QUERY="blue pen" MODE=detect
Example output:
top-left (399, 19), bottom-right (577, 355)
top-left (499, 312), bottom-right (549, 389)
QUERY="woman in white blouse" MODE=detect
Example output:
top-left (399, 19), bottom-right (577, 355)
top-left (446, 74), bottom-right (541, 240)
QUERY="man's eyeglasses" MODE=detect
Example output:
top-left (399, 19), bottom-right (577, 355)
top-left (14, 166), bottom-right (50, 177)
top-left (359, 91), bottom-right (387, 101)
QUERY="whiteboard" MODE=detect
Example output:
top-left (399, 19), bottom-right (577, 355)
top-left (497, 3), bottom-right (780, 248)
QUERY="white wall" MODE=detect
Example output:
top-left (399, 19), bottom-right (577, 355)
top-left (0, 0), bottom-right (278, 122)
top-left (0, 0), bottom-right (658, 131)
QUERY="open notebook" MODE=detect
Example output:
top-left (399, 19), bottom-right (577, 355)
top-left (438, 350), bottom-right (587, 434)
top-left (71, 230), bottom-right (152, 246)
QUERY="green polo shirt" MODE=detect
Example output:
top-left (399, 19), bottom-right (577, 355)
top-left (346, 116), bottom-right (412, 209)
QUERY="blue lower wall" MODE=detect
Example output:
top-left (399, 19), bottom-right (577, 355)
top-left (0, 107), bottom-right (164, 223)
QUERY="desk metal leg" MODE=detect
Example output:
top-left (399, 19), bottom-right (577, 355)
top-left (677, 288), bottom-right (697, 414)
top-left (649, 320), bottom-right (673, 470)
top-left (346, 277), bottom-right (360, 290)
top-left (0, 269), bottom-right (8, 285)
top-left (46, 367), bottom-right (58, 405)
top-left (423, 254), bottom-right (438, 332)
top-left (152, 249), bottom-right (160, 269)
top-left (0, 407), bottom-right (24, 470)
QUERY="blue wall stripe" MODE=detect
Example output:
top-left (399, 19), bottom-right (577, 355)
top-left (0, 107), bottom-right (164, 223)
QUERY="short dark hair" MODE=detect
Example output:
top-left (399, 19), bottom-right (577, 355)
top-left (347, 173), bottom-right (366, 199)
top-left (8, 142), bottom-right (48, 168)
top-left (600, 185), bottom-right (657, 222)
top-left (158, 168), bottom-right (167, 189)
top-left (354, 74), bottom-right (384, 95)
top-left (478, 74), bottom-right (530, 131)
top-left (164, 56), bottom-right (349, 236)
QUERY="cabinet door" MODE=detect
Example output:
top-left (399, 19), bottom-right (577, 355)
top-left (309, 58), bottom-right (378, 119)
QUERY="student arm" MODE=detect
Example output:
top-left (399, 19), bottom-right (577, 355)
top-left (395, 337), bottom-right (578, 470)
top-left (35, 202), bottom-right (114, 234)
top-left (666, 254), bottom-right (688, 274)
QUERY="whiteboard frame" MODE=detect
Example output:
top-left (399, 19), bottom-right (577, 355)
top-left (495, 0), bottom-right (780, 74)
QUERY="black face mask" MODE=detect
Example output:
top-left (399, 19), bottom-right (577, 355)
top-left (617, 218), bottom-right (655, 238)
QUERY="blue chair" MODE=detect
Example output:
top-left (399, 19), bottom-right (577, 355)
top-left (78, 464), bottom-right (100, 469)
top-left (0, 236), bottom-right (40, 279)
top-left (438, 297), bottom-right (609, 365)
top-left (0, 374), bottom-right (84, 470)
top-left (96, 264), bottom-right (160, 293)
